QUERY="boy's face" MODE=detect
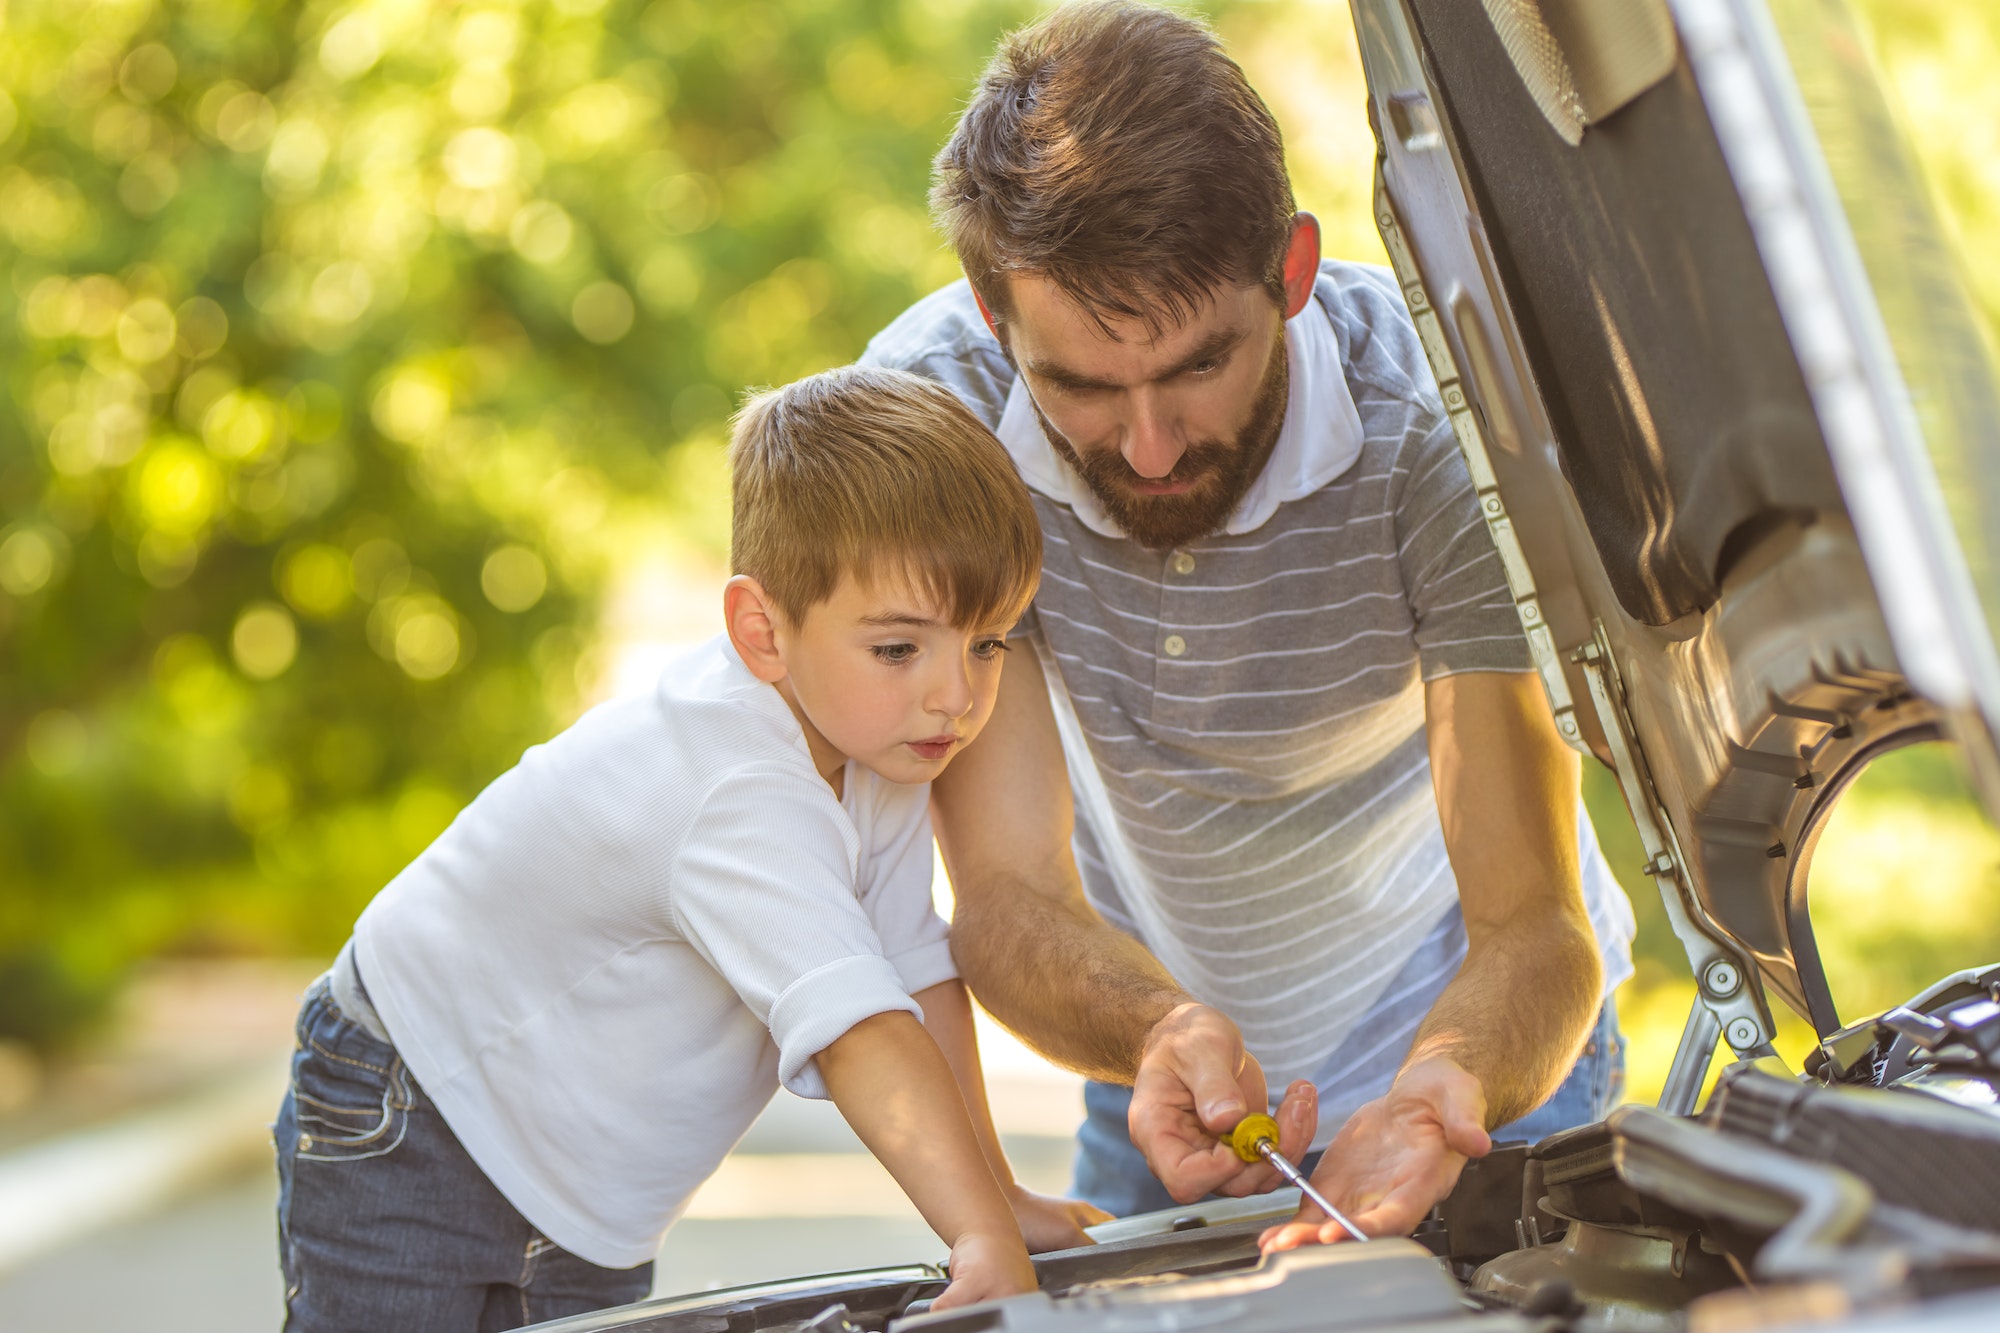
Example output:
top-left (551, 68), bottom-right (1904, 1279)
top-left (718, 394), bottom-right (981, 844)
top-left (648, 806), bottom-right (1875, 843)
top-left (772, 572), bottom-right (1023, 787)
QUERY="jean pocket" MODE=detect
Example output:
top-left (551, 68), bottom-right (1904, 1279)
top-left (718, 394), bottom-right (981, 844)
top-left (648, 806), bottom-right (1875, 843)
top-left (292, 1017), bottom-right (412, 1163)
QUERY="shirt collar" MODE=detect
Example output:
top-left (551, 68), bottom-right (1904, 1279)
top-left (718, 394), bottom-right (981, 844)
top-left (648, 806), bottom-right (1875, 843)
top-left (993, 290), bottom-right (1366, 541)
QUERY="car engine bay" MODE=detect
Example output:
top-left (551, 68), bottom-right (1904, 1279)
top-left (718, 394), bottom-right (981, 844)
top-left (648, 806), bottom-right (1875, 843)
top-left (529, 964), bottom-right (2000, 1333)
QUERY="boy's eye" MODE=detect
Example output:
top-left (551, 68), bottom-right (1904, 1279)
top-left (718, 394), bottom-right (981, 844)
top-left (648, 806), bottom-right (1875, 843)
top-left (972, 638), bottom-right (1009, 660)
top-left (870, 643), bottom-right (917, 664)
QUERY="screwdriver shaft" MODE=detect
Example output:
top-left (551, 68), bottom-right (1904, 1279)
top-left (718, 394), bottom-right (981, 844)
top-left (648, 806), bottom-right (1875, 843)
top-left (1256, 1142), bottom-right (1369, 1242)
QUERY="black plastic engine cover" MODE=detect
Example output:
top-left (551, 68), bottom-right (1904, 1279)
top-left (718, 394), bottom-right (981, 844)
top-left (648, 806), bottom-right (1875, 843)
top-left (1706, 1067), bottom-right (2000, 1234)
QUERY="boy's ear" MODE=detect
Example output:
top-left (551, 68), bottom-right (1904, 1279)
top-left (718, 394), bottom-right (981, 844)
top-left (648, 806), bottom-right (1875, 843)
top-left (724, 575), bottom-right (789, 684)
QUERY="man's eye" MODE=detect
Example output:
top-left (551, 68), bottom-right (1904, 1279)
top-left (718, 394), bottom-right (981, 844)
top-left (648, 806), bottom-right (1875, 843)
top-left (870, 643), bottom-right (917, 664)
top-left (972, 638), bottom-right (1010, 660)
top-left (1188, 360), bottom-right (1219, 377)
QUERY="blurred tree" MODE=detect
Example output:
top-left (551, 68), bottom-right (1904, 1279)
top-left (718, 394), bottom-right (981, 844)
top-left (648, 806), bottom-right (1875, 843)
top-left (0, 0), bottom-right (1994, 1058)
top-left (0, 0), bottom-right (1039, 1046)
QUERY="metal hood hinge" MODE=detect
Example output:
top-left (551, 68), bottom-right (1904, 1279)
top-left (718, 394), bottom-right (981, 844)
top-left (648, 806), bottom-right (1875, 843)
top-left (1572, 621), bottom-right (1778, 1114)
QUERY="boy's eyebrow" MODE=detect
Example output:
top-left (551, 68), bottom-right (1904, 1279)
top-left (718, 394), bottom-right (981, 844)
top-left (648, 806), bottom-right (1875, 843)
top-left (859, 611), bottom-right (942, 628)
top-left (1025, 327), bottom-right (1247, 391)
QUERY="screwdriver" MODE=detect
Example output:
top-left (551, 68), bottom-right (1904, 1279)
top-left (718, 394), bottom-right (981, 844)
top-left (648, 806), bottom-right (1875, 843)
top-left (1227, 1113), bottom-right (1369, 1243)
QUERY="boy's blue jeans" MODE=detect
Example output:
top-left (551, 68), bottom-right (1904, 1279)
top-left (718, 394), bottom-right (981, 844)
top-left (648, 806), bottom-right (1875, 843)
top-left (1072, 1000), bottom-right (1626, 1218)
top-left (275, 976), bottom-right (653, 1332)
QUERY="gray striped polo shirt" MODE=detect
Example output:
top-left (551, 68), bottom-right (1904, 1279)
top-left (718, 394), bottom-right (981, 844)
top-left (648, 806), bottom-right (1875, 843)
top-left (864, 261), bottom-right (1633, 1139)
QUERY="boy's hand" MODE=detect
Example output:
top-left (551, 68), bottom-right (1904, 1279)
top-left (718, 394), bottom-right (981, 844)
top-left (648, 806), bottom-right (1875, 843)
top-left (935, 1230), bottom-right (1039, 1311)
top-left (1006, 1185), bottom-right (1112, 1253)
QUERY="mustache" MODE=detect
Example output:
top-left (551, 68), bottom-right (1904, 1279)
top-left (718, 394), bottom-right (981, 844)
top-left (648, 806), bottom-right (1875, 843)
top-left (1063, 436), bottom-right (1236, 491)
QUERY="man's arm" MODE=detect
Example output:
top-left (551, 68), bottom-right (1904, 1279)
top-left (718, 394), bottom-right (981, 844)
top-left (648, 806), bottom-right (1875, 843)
top-left (1265, 670), bottom-right (1601, 1247)
top-left (1413, 668), bottom-right (1602, 1118)
top-left (932, 638), bottom-right (1314, 1199)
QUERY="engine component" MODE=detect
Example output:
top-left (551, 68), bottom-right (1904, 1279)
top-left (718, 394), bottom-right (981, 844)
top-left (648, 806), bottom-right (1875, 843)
top-left (894, 1243), bottom-right (1521, 1333)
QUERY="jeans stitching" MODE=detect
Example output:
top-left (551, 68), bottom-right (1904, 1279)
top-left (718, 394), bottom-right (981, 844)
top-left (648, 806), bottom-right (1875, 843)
top-left (305, 1032), bottom-right (390, 1076)
top-left (296, 1091), bottom-right (386, 1118)
top-left (519, 1236), bottom-right (545, 1325)
top-left (296, 1061), bottom-right (401, 1146)
top-left (296, 1062), bottom-right (411, 1161)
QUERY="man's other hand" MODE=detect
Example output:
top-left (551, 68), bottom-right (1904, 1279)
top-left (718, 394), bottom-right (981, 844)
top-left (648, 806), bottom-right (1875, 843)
top-left (1258, 1056), bottom-right (1490, 1249)
top-left (1129, 1003), bottom-right (1316, 1201)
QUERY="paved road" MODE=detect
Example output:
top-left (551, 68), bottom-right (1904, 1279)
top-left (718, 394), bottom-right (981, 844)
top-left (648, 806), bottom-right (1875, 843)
top-left (0, 1161), bottom-right (959, 1331)
top-left (0, 1057), bottom-right (1082, 1331)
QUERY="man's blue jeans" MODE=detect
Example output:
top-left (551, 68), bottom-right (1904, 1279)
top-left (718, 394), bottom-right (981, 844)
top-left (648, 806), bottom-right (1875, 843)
top-left (275, 977), bottom-right (652, 1331)
top-left (1071, 1001), bottom-right (1625, 1217)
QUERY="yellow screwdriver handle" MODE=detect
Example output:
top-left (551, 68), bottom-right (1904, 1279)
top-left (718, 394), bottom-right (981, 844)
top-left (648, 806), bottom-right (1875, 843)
top-left (1228, 1113), bottom-right (1281, 1164)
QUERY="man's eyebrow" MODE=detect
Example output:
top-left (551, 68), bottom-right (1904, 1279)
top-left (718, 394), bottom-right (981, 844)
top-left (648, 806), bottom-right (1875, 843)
top-left (1024, 327), bottom-right (1248, 391)
top-left (1022, 357), bottom-right (1122, 392)
top-left (1156, 327), bottom-right (1246, 381)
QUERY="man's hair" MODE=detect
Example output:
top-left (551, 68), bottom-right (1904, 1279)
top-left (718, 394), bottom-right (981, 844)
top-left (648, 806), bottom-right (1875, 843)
top-left (931, 1), bottom-right (1295, 331)
top-left (730, 365), bottom-right (1042, 628)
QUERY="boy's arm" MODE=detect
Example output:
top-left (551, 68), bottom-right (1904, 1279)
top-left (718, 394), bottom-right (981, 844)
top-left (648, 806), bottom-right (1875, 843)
top-left (913, 980), bottom-right (1111, 1251)
top-left (818, 1010), bottom-right (1037, 1309)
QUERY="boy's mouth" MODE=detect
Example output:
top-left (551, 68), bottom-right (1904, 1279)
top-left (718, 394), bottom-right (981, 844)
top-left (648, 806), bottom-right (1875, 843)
top-left (907, 735), bottom-right (958, 761)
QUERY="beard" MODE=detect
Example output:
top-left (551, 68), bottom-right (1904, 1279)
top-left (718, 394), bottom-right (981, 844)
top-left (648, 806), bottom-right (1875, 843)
top-left (1034, 330), bottom-right (1290, 551)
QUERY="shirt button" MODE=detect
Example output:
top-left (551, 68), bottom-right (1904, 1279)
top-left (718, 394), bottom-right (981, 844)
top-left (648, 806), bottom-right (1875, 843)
top-left (1163, 634), bottom-right (1187, 657)
top-left (1171, 551), bottom-right (1196, 575)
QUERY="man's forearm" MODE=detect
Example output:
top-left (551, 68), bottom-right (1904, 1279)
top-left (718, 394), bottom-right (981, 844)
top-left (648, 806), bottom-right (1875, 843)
top-left (949, 870), bottom-right (1191, 1084)
top-left (1406, 905), bottom-right (1602, 1128)
top-left (1418, 671), bottom-right (1604, 1130)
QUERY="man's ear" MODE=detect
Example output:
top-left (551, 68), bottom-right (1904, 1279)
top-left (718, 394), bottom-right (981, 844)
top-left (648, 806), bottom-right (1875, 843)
top-left (724, 575), bottom-right (788, 684)
top-left (1281, 213), bottom-right (1322, 320)
top-left (970, 283), bottom-right (1004, 341)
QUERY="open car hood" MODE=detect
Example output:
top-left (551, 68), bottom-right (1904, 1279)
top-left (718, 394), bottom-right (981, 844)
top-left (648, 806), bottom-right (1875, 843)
top-left (1348, 0), bottom-right (2000, 1093)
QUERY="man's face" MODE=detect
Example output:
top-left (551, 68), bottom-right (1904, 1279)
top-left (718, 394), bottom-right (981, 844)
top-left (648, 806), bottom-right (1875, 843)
top-left (998, 274), bottom-right (1290, 550)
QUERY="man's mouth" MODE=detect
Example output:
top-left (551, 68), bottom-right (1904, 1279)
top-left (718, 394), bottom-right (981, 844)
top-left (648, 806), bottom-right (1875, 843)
top-left (1126, 475), bottom-right (1202, 497)
top-left (908, 735), bottom-right (958, 761)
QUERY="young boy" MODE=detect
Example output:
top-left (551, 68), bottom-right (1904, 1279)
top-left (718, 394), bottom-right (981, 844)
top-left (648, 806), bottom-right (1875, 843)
top-left (275, 365), bottom-right (1105, 1331)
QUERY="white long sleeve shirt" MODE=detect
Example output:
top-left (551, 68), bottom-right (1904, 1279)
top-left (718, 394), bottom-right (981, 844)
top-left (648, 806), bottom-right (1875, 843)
top-left (352, 635), bottom-right (955, 1267)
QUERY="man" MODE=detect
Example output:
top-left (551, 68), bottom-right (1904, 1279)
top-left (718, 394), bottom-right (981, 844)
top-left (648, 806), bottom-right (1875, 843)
top-left (862, 0), bottom-right (1635, 1244)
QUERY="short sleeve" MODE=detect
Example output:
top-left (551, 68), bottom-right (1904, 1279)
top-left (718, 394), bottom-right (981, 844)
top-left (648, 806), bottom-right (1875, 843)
top-left (1392, 418), bottom-right (1533, 680)
top-left (858, 282), bottom-right (1015, 431)
top-left (670, 770), bottom-right (923, 1099)
top-left (854, 780), bottom-right (956, 997)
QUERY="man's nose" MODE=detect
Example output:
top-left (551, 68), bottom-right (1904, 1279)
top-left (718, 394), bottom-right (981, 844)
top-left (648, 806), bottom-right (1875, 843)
top-left (1122, 390), bottom-right (1184, 479)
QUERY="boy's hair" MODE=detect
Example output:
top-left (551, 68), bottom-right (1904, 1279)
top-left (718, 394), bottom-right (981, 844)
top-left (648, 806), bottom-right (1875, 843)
top-left (930, 1), bottom-right (1295, 333)
top-left (729, 365), bottom-right (1042, 628)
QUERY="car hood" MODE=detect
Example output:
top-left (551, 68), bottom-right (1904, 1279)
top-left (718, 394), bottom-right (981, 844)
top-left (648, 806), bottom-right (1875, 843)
top-left (1347, 0), bottom-right (2000, 1054)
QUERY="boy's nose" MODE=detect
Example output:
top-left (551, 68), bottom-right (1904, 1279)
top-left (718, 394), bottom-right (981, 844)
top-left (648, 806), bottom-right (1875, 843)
top-left (929, 663), bottom-right (975, 719)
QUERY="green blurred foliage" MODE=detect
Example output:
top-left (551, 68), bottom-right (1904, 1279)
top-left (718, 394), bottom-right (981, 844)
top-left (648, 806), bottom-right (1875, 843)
top-left (0, 0), bottom-right (1994, 1058)
top-left (0, 0), bottom-right (1044, 1046)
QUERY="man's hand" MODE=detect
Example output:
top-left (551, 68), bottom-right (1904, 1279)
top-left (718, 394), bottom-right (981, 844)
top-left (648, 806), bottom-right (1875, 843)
top-left (1130, 1002), bottom-right (1317, 1202)
top-left (1005, 1185), bottom-right (1112, 1253)
top-left (1259, 1056), bottom-right (1490, 1249)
